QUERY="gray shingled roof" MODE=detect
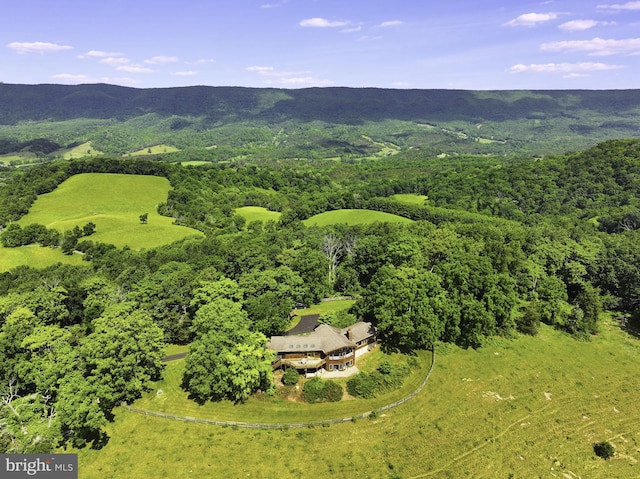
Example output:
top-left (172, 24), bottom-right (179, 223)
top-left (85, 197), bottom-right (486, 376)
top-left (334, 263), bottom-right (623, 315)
top-left (341, 321), bottom-right (376, 343)
top-left (268, 321), bottom-right (375, 354)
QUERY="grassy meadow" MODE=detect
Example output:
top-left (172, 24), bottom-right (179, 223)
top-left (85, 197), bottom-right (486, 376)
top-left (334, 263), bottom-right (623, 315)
top-left (125, 144), bottom-right (180, 156)
top-left (74, 318), bottom-right (640, 478)
top-left (17, 173), bottom-right (202, 249)
top-left (391, 193), bottom-right (429, 206)
top-left (234, 206), bottom-right (282, 224)
top-left (293, 299), bottom-right (356, 317)
top-left (0, 244), bottom-right (85, 272)
top-left (303, 209), bottom-right (413, 227)
top-left (62, 141), bottom-right (104, 159)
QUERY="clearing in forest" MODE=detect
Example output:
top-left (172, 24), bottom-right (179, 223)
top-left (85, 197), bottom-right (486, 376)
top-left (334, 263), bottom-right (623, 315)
top-left (18, 173), bottom-right (202, 249)
top-left (303, 209), bottom-right (413, 226)
top-left (234, 206), bottom-right (282, 224)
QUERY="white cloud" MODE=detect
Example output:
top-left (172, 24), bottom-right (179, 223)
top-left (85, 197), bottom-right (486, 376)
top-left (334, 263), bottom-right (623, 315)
top-left (246, 65), bottom-right (332, 87)
top-left (100, 57), bottom-right (130, 66)
top-left (597, 1), bottom-right (640, 10)
top-left (144, 56), bottom-right (179, 64)
top-left (261, 0), bottom-right (288, 8)
top-left (541, 37), bottom-right (640, 55)
top-left (78, 50), bottom-right (121, 59)
top-left (378, 20), bottom-right (403, 28)
top-left (558, 20), bottom-right (600, 31)
top-left (189, 58), bottom-right (216, 65)
top-left (507, 62), bottom-right (625, 73)
top-left (8, 41), bottom-right (73, 54)
top-left (299, 17), bottom-right (351, 28)
top-left (116, 65), bottom-right (154, 73)
top-left (504, 12), bottom-right (560, 27)
top-left (173, 71), bottom-right (197, 76)
top-left (563, 73), bottom-right (590, 78)
top-left (246, 65), bottom-right (274, 73)
top-left (51, 73), bottom-right (92, 82)
top-left (341, 26), bottom-right (363, 33)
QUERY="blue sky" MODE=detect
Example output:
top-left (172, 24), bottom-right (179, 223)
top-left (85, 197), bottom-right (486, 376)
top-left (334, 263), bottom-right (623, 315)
top-left (2, 0), bottom-right (640, 89)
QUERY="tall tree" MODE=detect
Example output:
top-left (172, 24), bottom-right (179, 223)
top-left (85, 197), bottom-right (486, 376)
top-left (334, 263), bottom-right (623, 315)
top-left (183, 298), bottom-right (274, 403)
top-left (362, 266), bottom-right (447, 351)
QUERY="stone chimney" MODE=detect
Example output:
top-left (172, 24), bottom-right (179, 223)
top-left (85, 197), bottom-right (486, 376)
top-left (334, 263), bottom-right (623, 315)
top-left (347, 328), bottom-right (353, 341)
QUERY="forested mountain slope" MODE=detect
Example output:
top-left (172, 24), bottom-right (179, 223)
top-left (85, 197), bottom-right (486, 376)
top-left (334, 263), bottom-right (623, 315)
top-left (1, 137), bottom-right (640, 451)
top-left (1, 84), bottom-right (640, 156)
top-left (2, 84), bottom-right (640, 124)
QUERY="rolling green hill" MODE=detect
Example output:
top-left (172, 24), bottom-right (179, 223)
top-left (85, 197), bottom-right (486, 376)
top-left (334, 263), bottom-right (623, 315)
top-left (74, 320), bottom-right (640, 478)
top-left (0, 244), bottom-right (85, 272)
top-left (303, 209), bottom-right (413, 226)
top-left (1, 84), bottom-right (640, 157)
top-left (234, 206), bottom-right (282, 224)
top-left (18, 173), bottom-right (202, 249)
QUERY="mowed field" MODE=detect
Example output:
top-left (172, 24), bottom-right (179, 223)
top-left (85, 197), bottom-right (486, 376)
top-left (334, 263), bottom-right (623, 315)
top-left (391, 193), bottom-right (429, 205)
top-left (62, 141), bottom-right (104, 159)
top-left (18, 173), bottom-right (202, 249)
top-left (125, 144), bottom-right (180, 156)
top-left (234, 206), bottom-right (282, 224)
top-left (303, 209), bottom-right (413, 227)
top-left (74, 318), bottom-right (640, 478)
top-left (0, 244), bottom-right (85, 272)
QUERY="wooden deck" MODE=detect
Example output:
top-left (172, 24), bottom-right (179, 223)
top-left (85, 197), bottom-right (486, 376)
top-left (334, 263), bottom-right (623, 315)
top-left (272, 357), bottom-right (326, 370)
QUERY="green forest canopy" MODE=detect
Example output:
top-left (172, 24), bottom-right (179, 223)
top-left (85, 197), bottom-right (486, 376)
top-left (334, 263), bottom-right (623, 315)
top-left (0, 138), bottom-right (639, 451)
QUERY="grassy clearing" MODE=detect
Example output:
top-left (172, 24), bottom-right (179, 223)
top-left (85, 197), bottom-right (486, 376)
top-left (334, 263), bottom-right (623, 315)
top-left (18, 173), bottom-right (202, 249)
top-left (74, 319), bottom-right (640, 478)
top-left (179, 161), bottom-right (211, 166)
top-left (0, 245), bottom-right (85, 273)
top-left (303, 209), bottom-right (413, 227)
top-left (125, 144), bottom-right (180, 156)
top-left (293, 299), bottom-right (356, 317)
top-left (128, 346), bottom-right (430, 425)
top-left (62, 141), bottom-right (104, 159)
top-left (288, 299), bottom-right (356, 330)
top-left (391, 193), bottom-right (429, 205)
top-left (234, 206), bottom-right (282, 224)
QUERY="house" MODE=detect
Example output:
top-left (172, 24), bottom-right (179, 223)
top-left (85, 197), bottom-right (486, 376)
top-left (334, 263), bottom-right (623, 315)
top-left (268, 321), bottom-right (377, 374)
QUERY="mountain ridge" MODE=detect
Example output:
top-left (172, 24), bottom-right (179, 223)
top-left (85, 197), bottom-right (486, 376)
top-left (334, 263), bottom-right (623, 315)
top-left (3, 83), bottom-right (640, 124)
top-left (2, 83), bottom-right (640, 158)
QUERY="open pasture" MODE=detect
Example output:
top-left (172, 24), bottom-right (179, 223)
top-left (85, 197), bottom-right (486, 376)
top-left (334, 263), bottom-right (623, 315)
top-left (0, 244), bottom-right (85, 272)
top-left (303, 209), bottom-right (413, 227)
top-left (234, 206), bottom-right (282, 224)
top-left (390, 193), bottom-right (429, 205)
top-left (74, 319), bottom-right (640, 478)
top-left (62, 141), bottom-right (104, 159)
top-left (18, 173), bottom-right (202, 249)
top-left (125, 144), bottom-right (180, 156)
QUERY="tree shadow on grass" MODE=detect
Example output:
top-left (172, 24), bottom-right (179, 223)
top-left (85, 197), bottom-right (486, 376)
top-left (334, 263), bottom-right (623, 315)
top-left (618, 315), bottom-right (640, 339)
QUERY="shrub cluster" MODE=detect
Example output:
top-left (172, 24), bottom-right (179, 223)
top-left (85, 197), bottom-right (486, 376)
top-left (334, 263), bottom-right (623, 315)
top-left (1, 222), bottom-right (95, 250)
top-left (302, 377), bottom-right (343, 403)
top-left (593, 441), bottom-right (615, 460)
top-left (281, 367), bottom-right (300, 386)
top-left (347, 360), bottom-right (411, 399)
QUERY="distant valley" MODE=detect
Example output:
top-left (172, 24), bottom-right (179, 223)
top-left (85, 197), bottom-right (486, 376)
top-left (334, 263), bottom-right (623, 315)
top-left (1, 84), bottom-right (640, 165)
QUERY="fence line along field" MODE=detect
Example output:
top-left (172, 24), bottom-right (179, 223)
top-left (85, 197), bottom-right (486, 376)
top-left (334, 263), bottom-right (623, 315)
top-left (73, 318), bottom-right (640, 478)
top-left (17, 173), bottom-right (202, 249)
